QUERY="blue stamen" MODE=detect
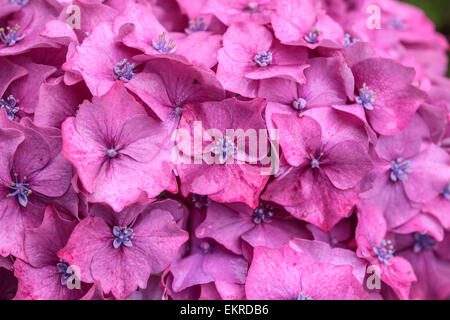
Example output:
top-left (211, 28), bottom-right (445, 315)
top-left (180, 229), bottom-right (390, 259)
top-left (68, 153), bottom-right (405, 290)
top-left (304, 27), bottom-right (321, 44)
top-left (112, 226), bottom-right (135, 249)
top-left (413, 233), bottom-right (436, 253)
top-left (292, 98), bottom-right (307, 114)
top-left (389, 17), bottom-right (405, 30)
top-left (310, 152), bottom-right (324, 169)
top-left (254, 51), bottom-right (272, 67)
top-left (390, 158), bottom-right (410, 182)
top-left (56, 259), bottom-right (76, 286)
top-left (8, 0), bottom-right (29, 6)
top-left (114, 59), bottom-right (135, 82)
top-left (373, 239), bottom-right (394, 265)
top-left (173, 105), bottom-right (184, 118)
top-left (252, 203), bottom-right (274, 224)
top-left (152, 32), bottom-right (176, 53)
top-left (441, 182), bottom-right (450, 200)
top-left (356, 83), bottom-right (376, 110)
top-left (212, 136), bottom-right (235, 164)
top-left (343, 33), bottom-right (360, 48)
top-left (185, 17), bottom-right (208, 34)
top-left (6, 173), bottom-right (31, 207)
top-left (0, 24), bottom-right (24, 46)
top-left (0, 94), bottom-right (19, 120)
top-left (297, 291), bottom-right (312, 300)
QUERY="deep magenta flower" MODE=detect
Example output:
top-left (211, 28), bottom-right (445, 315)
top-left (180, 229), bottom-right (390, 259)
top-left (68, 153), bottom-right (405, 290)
top-left (13, 207), bottom-right (95, 300)
top-left (176, 97), bottom-right (271, 208)
top-left (58, 201), bottom-right (189, 299)
top-left (355, 200), bottom-right (417, 300)
top-left (217, 22), bottom-right (308, 98)
top-left (360, 116), bottom-right (450, 228)
top-left (62, 83), bottom-right (177, 212)
top-left (341, 57), bottom-right (427, 135)
top-left (0, 0), bottom-right (59, 56)
top-left (396, 230), bottom-right (450, 300)
top-left (263, 107), bottom-right (373, 231)
top-left (263, 56), bottom-right (353, 133)
top-left (114, 0), bottom-right (222, 68)
top-left (271, 0), bottom-right (344, 49)
top-left (62, 22), bottom-right (140, 97)
top-left (0, 112), bottom-right (73, 260)
top-left (124, 55), bottom-right (225, 125)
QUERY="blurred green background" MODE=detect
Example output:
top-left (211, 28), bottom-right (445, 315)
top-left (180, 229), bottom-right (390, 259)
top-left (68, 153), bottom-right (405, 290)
top-left (402, 0), bottom-right (450, 32)
top-left (402, 0), bottom-right (450, 75)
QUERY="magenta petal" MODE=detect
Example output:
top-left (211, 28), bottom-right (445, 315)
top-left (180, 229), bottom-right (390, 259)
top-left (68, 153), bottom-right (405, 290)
top-left (245, 245), bottom-right (306, 300)
top-left (352, 58), bottom-right (427, 135)
top-left (132, 206), bottom-right (189, 274)
top-left (13, 259), bottom-right (92, 300)
top-left (272, 114), bottom-right (322, 167)
top-left (271, 0), bottom-right (316, 44)
top-left (195, 202), bottom-right (254, 255)
top-left (90, 245), bottom-right (152, 300)
top-left (34, 77), bottom-right (91, 128)
top-left (24, 207), bottom-right (76, 268)
top-left (58, 217), bottom-right (111, 284)
top-left (403, 144), bottom-right (450, 204)
top-left (322, 141), bottom-right (373, 190)
top-left (380, 257), bottom-right (417, 300)
top-left (0, 57), bottom-right (27, 96)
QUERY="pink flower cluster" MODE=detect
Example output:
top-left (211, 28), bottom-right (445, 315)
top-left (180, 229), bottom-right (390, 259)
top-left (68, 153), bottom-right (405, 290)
top-left (0, 0), bottom-right (449, 300)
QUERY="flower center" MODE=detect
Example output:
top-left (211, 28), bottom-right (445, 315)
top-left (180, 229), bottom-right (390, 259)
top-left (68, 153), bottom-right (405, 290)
top-left (185, 17), bottom-right (208, 34)
top-left (441, 182), bottom-right (450, 200)
top-left (192, 194), bottom-right (210, 208)
top-left (173, 105), bottom-right (184, 118)
top-left (389, 17), bottom-right (405, 30)
top-left (212, 136), bottom-right (236, 164)
top-left (356, 83), bottom-right (376, 110)
top-left (292, 98), bottom-right (307, 114)
top-left (310, 152), bottom-right (324, 169)
top-left (297, 291), bottom-right (312, 300)
top-left (112, 226), bottom-right (135, 249)
top-left (56, 259), bottom-right (76, 286)
top-left (244, 1), bottom-right (260, 13)
top-left (373, 239), bottom-right (394, 265)
top-left (6, 173), bottom-right (31, 207)
top-left (199, 241), bottom-right (212, 254)
top-left (0, 94), bottom-right (19, 120)
top-left (114, 59), bottom-right (135, 82)
top-left (252, 203), bottom-right (274, 224)
top-left (152, 32), bottom-right (176, 53)
top-left (390, 158), bottom-right (410, 182)
top-left (8, 0), bottom-right (29, 6)
top-left (105, 147), bottom-right (118, 159)
top-left (413, 233), bottom-right (436, 253)
top-left (254, 51), bottom-right (272, 67)
top-left (0, 24), bottom-right (24, 46)
top-left (304, 27), bottom-right (321, 44)
top-left (343, 33), bottom-right (360, 48)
